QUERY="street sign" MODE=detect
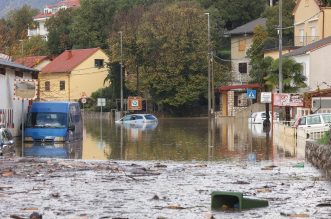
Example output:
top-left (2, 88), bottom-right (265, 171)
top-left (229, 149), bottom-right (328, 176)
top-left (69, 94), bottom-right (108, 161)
top-left (97, 98), bottom-right (106, 107)
top-left (127, 96), bottom-right (142, 111)
top-left (261, 92), bottom-right (272, 103)
top-left (246, 89), bottom-right (256, 99)
top-left (81, 98), bottom-right (87, 104)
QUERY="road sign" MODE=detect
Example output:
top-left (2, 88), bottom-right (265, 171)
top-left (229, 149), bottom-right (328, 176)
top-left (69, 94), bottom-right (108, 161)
top-left (97, 98), bottom-right (106, 107)
top-left (81, 98), bottom-right (87, 104)
top-left (128, 96), bottom-right (142, 110)
top-left (246, 89), bottom-right (256, 99)
top-left (261, 92), bottom-right (272, 103)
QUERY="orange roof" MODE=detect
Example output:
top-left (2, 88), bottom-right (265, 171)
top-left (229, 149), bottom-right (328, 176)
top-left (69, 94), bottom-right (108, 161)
top-left (33, 12), bottom-right (55, 19)
top-left (41, 48), bottom-right (100, 73)
top-left (15, 56), bottom-right (49, 68)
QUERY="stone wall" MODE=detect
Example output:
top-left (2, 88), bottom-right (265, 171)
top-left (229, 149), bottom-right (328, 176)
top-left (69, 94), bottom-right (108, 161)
top-left (306, 141), bottom-right (331, 178)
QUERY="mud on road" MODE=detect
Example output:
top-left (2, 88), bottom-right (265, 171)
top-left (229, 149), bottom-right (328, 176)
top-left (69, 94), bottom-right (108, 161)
top-left (0, 157), bottom-right (330, 219)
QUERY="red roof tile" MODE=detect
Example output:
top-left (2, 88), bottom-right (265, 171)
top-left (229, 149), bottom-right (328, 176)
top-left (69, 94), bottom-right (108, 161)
top-left (33, 12), bottom-right (55, 19)
top-left (15, 56), bottom-right (49, 68)
top-left (41, 48), bottom-right (100, 73)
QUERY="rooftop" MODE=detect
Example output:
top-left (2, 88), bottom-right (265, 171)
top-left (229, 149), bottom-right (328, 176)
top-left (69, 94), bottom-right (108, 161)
top-left (284, 36), bottom-right (331, 57)
top-left (225, 18), bottom-right (267, 36)
top-left (41, 48), bottom-right (100, 73)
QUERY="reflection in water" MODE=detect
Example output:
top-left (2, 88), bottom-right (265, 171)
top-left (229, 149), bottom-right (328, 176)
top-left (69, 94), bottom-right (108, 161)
top-left (21, 141), bottom-right (82, 159)
top-left (15, 117), bottom-right (303, 161)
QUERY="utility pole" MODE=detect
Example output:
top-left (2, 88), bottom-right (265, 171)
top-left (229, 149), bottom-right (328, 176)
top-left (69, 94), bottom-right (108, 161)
top-left (278, 0), bottom-right (283, 93)
top-left (205, 12), bottom-right (212, 118)
top-left (119, 31), bottom-right (124, 116)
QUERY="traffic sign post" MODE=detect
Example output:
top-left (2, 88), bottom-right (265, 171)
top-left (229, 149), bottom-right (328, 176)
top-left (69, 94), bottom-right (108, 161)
top-left (246, 89), bottom-right (256, 99)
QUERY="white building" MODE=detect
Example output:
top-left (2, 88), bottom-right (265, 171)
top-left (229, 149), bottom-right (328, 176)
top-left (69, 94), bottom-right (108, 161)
top-left (0, 56), bottom-right (38, 136)
top-left (28, 0), bottom-right (80, 40)
top-left (284, 36), bottom-right (331, 91)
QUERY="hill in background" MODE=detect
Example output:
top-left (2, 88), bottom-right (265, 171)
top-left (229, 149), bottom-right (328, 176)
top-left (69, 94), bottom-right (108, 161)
top-left (0, 0), bottom-right (57, 18)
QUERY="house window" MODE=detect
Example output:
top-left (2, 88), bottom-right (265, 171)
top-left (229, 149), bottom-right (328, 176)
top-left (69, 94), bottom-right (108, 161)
top-left (60, 81), bottom-right (66, 90)
top-left (45, 81), bottom-right (50, 91)
top-left (299, 29), bottom-right (304, 43)
top-left (15, 71), bottom-right (23, 78)
top-left (60, 80), bottom-right (65, 91)
top-left (311, 27), bottom-right (316, 42)
top-left (305, 0), bottom-right (309, 7)
top-left (238, 40), bottom-right (246, 52)
top-left (95, 59), bottom-right (104, 68)
top-left (238, 63), bottom-right (247, 74)
top-left (0, 68), bottom-right (5, 75)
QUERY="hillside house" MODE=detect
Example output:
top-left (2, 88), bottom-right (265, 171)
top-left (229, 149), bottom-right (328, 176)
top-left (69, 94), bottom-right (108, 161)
top-left (39, 48), bottom-right (109, 101)
top-left (28, 0), bottom-right (80, 40)
top-left (293, 0), bottom-right (331, 46)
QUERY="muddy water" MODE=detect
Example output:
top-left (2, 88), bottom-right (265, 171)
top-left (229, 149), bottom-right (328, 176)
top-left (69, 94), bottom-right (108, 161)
top-left (15, 117), bottom-right (302, 161)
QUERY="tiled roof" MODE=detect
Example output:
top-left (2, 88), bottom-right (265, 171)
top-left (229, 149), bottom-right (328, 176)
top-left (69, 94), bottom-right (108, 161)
top-left (41, 48), bottom-right (100, 73)
top-left (33, 12), bottom-right (55, 19)
top-left (0, 58), bottom-right (38, 72)
top-left (15, 56), bottom-right (49, 68)
top-left (46, 0), bottom-right (80, 10)
top-left (225, 18), bottom-right (267, 36)
top-left (284, 36), bottom-right (331, 57)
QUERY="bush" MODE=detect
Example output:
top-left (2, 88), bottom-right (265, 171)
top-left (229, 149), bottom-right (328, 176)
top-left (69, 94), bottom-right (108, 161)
top-left (317, 131), bottom-right (330, 145)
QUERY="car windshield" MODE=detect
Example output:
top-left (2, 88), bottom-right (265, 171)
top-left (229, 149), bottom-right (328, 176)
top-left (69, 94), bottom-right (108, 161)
top-left (322, 114), bottom-right (331, 123)
top-left (26, 112), bottom-right (68, 128)
top-left (144, 115), bottom-right (157, 120)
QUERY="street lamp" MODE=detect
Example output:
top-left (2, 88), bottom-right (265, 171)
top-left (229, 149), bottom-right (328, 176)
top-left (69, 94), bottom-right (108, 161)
top-left (119, 31), bottom-right (123, 116)
top-left (205, 12), bottom-right (212, 118)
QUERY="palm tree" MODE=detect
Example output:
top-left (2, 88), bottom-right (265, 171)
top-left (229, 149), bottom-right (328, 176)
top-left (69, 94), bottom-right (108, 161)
top-left (265, 57), bottom-right (307, 122)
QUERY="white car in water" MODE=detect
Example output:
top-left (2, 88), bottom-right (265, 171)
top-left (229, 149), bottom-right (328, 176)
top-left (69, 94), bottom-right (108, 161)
top-left (248, 111), bottom-right (272, 124)
top-left (115, 114), bottom-right (158, 124)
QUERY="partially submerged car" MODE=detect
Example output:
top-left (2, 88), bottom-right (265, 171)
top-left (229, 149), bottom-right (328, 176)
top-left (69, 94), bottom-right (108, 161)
top-left (248, 111), bottom-right (278, 124)
top-left (115, 114), bottom-right (158, 124)
top-left (293, 113), bottom-right (331, 129)
top-left (0, 125), bottom-right (15, 156)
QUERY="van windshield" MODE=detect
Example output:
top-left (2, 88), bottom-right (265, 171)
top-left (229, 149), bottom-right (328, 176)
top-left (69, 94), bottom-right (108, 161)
top-left (26, 112), bottom-right (68, 128)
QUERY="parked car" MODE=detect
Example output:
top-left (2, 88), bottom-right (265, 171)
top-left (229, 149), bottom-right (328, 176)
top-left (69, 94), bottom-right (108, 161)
top-left (293, 113), bottom-right (331, 129)
top-left (115, 114), bottom-right (158, 124)
top-left (248, 111), bottom-right (278, 124)
top-left (0, 125), bottom-right (15, 156)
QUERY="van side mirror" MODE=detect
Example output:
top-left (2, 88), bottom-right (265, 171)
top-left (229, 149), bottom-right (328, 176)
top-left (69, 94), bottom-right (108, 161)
top-left (68, 124), bottom-right (75, 131)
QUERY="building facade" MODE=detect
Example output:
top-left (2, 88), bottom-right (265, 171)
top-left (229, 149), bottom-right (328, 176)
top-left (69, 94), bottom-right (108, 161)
top-left (293, 0), bottom-right (331, 46)
top-left (0, 56), bottom-right (38, 136)
top-left (39, 48), bottom-right (109, 101)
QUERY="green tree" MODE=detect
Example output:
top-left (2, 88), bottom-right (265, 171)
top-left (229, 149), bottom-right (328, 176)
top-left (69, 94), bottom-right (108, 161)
top-left (262, 0), bottom-right (296, 46)
top-left (6, 5), bottom-right (38, 41)
top-left (46, 8), bottom-right (76, 55)
top-left (71, 0), bottom-right (117, 49)
top-left (110, 5), bottom-right (146, 95)
top-left (133, 2), bottom-right (231, 114)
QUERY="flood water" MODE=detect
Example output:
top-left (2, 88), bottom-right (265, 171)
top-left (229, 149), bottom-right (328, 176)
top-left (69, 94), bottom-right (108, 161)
top-left (15, 117), bottom-right (302, 161)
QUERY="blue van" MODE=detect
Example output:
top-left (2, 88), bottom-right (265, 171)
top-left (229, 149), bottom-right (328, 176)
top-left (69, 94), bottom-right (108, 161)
top-left (24, 102), bottom-right (83, 143)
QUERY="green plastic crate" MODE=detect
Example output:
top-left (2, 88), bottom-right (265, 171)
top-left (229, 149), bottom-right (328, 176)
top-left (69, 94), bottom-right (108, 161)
top-left (211, 191), bottom-right (269, 211)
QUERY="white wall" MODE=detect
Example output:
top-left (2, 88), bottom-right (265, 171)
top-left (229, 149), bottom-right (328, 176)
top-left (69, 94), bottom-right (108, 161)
top-left (310, 44), bottom-right (331, 90)
top-left (290, 54), bottom-right (310, 90)
top-left (0, 68), bottom-right (33, 136)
